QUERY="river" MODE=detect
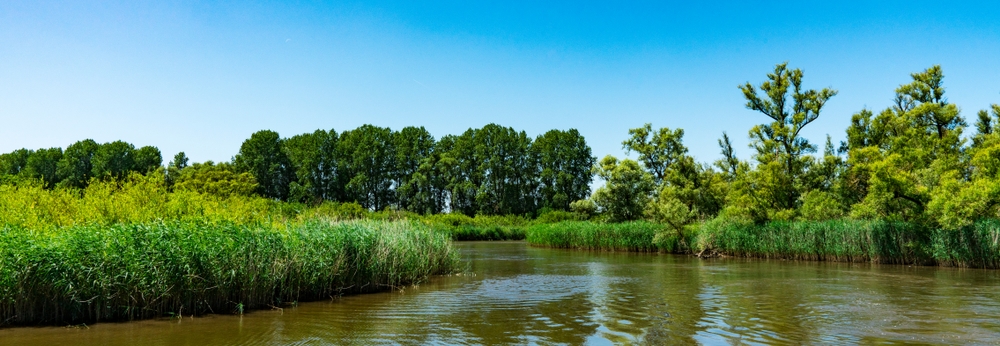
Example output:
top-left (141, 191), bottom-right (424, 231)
top-left (4, 241), bottom-right (1000, 345)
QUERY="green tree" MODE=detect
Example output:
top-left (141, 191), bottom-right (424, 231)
top-left (234, 130), bottom-right (293, 200)
top-left (92, 141), bottom-right (136, 180)
top-left (0, 148), bottom-right (33, 178)
top-left (592, 155), bottom-right (655, 222)
top-left (57, 139), bottom-right (100, 189)
top-left (438, 131), bottom-right (480, 215)
top-left (734, 62), bottom-right (837, 217)
top-left (284, 129), bottom-right (340, 204)
top-left (534, 129), bottom-right (595, 211)
top-left (472, 124), bottom-right (539, 215)
top-left (166, 151), bottom-right (189, 189)
top-left (622, 124), bottom-right (687, 185)
top-left (926, 100), bottom-right (1000, 228)
top-left (22, 147), bottom-right (63, 189)
top-left (394, 126), bottom-right (436, 211)
top-left (133, 146), bottom-right (162, 174)
top-left (845, 66), bottom-right (965, 222)
top-left (338, 125), bottom-right (396, 210)
top-left (715, 132), bottom-right (742, 179)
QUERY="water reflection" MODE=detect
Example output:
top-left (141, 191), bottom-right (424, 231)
top-left (4, 241), bottom-right (1000, 345)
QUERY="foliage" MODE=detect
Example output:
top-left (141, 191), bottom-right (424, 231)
top-left (534, 129), bottom-right (595, 211)
top-left (592, 156), bottom-right (655, 222)
top-left (234, 130), bottom-right (293, 200)
top-left (173, 161), bottom-right (258, 198)
top-left (733, 62), bottom-right (837, 218)
top-left (526, 221), bottom-right (668, 252)
top-left (339, 125), bottom-right (397, 210)
top-left (0, 220), bottom-right (460, 325)
top-left (284, 129), bottom-right (340, 204)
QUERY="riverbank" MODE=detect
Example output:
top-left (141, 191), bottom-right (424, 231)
top-left (525, 220), bottom-right (1000, 268)
top-left (0, 220), bottom-right (460, 326)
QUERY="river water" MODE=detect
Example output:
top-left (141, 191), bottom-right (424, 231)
top-left (5, 241), bottom-right (1000, 345)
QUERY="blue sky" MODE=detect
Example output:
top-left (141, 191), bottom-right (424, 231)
top-left (2, 1), bottom-right (999, 165)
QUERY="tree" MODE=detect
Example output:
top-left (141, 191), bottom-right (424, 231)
top-left (715, 132), bottom-right (742, 179)
top-left (22, 148), bottom-right (63, 189)
top-left (0, 149), bottom-right (33, 178)
top-left (284, 129), bottom-right (340, 203)
top-left (92, 141), bottom-right (136, 180)
top-left (472, 124), bottom-right (539, 215)
top-left (737, 62), bottom-right (837, 214)
top-left (973, 104), bottom-right (1000, 148)
top-left (846, 66), bottom-right (965, 222)
top-left (166, 152), bottom-right (189, 189)
top-left (394, 126), bottom-right (437, 212)
top-left (57, 139), bottom-right (100, 188)
top-left (534, 129), bottom-right (595, 211)
top-left (592, 155), bottom-right (655, 222)
top-left (622, 124), bottom-right (688, 185)
top-left (234, 130), bottom-right (293, 200)
top-left (338, 125), bottom-right (396, 210)
top-left (438, 131), bottom-right (480, 215)
top-left (133, 146), bottom-right (162, 174)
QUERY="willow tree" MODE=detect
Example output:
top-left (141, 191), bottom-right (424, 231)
top-left (845, 66), bottom-right (965, 223)
top-left (730, 62), bottom-right (837, 221)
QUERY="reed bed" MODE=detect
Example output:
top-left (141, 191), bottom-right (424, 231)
top-left (697, 219), bottom-right (932, 264)
top-left (0, 220), bottom-right (460, 325)
top-left (526, 221), bottom-right (668, 252)
top-left (526, 219), bottom-right (1000, 268)
top-left (420, 213), bottom-right (529, 241)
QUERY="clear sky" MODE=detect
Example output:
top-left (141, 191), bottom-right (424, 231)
top-left (2, 1), bottom-right (999, 165)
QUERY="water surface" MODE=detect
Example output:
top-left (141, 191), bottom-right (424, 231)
top-left (4, 241), bottom-right (1000, 345)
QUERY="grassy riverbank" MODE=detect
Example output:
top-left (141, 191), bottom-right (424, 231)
top-left (526, 220), bottom-right (1000, 268)
top-left (0, 220), bottom-right (460, 325)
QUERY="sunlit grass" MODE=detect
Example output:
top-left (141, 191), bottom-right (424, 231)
top-left (0, 220), bottom-right (460, 325)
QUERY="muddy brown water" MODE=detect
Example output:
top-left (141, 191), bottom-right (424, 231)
top-left (4, 241), bottom-right (1000, 345)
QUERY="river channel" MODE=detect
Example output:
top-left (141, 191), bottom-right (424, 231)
top-left (5, 241), bottom-right (1000, 345)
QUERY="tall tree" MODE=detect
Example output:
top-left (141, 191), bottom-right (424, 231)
top-left (285, 129), bottom-right (340, 203)
top-left (473, 124), bottom-right (539, 215)
top-left (592, 155), bottom-right (655, 222)
top-left (622, 124), bottom-right (688, 185)
top-left (57, 139), bottom-right (100, 188)
top-left (845, 66), bottom-right (965, 222)
top-left (133, 146), bottom-right (163, 174)
top-left (438, 132), bottom-right (480, 215)
top-left (234, 130), bottom-right (293, 200)
top-left (0, 149), bottom-right (33, 177)
top-left (91, 141), bottom-right (136, 180)
top-left (394, 126), bottom-right (437, 212)
top-left (23, 148), bottom-right (63, 188)
top-left (338, 125), bottom-right (396, 210)
top-left (534, 129), bottom-right (595, 211)
top-left (165, 151), bottom-right (189, 189)
top-left (737, 62), bottom-right (837, 213)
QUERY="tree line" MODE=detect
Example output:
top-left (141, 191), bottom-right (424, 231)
top-left (590, 63), bottom-right (1000, 232)
top-left (0, 124), bottom-right (596, 217)
top-left (3, 62), bottom-right (998, 229)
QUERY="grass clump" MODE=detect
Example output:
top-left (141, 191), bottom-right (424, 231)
top-left (0, 220), bottom-right (460, 325)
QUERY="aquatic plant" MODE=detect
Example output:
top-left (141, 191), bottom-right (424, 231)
top-left (0, 220), bottom-right (460, 325)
